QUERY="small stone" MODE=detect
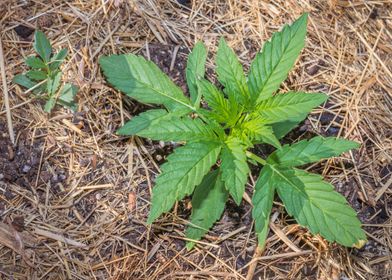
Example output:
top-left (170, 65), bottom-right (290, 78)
top-left (22, 165), bottom-right (31, 173)
top-left (159, 141), bottom-right (165, 148)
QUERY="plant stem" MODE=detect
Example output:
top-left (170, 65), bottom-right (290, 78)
top-left (246, 151), bottom-right (267, 165)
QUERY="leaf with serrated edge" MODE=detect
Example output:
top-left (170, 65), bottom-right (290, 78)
top-left (136, 116), bottom-right (218, 142)
top-left (216, 38), bottom-right (249, 105)
top-left (34, 31), bottom-right (52, 62)
top-left (186, 169), bottom-right (228, 250)
top-left (44, 97), bottom-right (56, 113)
top-left (197, 79), bottom-right (238, 125)
top-left (27, 70), bottom-right (47, 81)
top-left (25, 56), bottom-right (46, 69)
top-left (47, 72), bottom-right (62, 95)
top-left (49, 49), bottom-right (68, 71)
top-left (248, 13), bottom-right (308, 103)
top-left (186, 42), bottom-right (207, 105)
top-left (13, 74), bottom-right (37, 89)
top-left (256, 126), bottom-right (282, 149)
top-left (117, 109), bottom-right (216, 141)
top-left (238, 117), bottom-right (281, 148)
top-left (118, 109), bottom-right (171, 135)
top-left (255, 92), bottom-right (327, 124)
top-left (57, 83), bottom-right (78, 111)
top-left (267, 136), bottom-right (359, 167)
top-left (271, 113), bottom-right (307, 139)
top-left (220, 137), bottom-right (250, 205)
top-left (271, 166), bottom-right (366, 247)
top-left (147, 141), bottom-right (222, 223)
top-left (252, 165), bottom-right (275, 247)
top-left (99, 54), bottom-right (193, 112)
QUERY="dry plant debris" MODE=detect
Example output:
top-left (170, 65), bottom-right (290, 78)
top-left (0, 0), bottom-right (391, 279)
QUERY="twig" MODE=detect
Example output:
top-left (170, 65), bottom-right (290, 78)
top-left (0, 38), bottom-right (14, 144)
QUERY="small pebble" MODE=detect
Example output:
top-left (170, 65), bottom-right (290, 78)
top-left (22, 165), bottom-right (31, 173)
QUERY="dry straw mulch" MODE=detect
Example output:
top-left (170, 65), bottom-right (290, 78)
top-left (0, 0), bottom-right (391, 279)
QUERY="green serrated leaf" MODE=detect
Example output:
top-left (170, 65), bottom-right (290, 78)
top-left (137, 116), bottom-right (218, 142)
top-left (13, 74), bottom-right (37, 89)
top-left (117, 108), bottom-right (217, 141)
top-left (248, 13), bottom-right (308, 103)
top-left (99, 54), bottom-right (193, 112)
top-left (118, 109), bottom-right (172, 135)
top-left (47, 71), bottom-right (62, 95)
top-left (57, 83), bottom-right (78, 111)
top-left (271, 166), bottom-right (366, 247)
top-left (148, 141), bottom-right (222, 223)
top-left (186, 169), bottom-right (228, 250)
top-left (216, 38), bottom-right (249, 105)
top-left (197, 79), bottom-right (239, 125)
top-left (49, 48), bottom-right (68, 71)
top-left (256, 126), bottom-right (282, 149)
top-left (34, 30), bottom-right (52, 62)
top-left (186, 42), bottom-right (207, 106)
top-left (255, 92), bottom-right (328, 124)
top-left (25, 56), bottom-right (46, 69)
top-left (271, 113), bottom-right (307, 139)
top-left (44, 97), bottom-right (56, 113)
top-left (267, 136), bottom-right (359, 167)
top-left (252, 165), bottom-right (275, 247)
top-left (27, 70), bottom-right (47, 81)
top-left (237, 116), bottom-right (281, 148)
top-left (220, 137), bottom-right (250, 205)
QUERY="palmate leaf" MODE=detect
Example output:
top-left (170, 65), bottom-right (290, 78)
top-left (147, 141), bottom-right (222, 223)
top-left (248, 13), bottom-right (308, 103)
top-left (186, 42), bottom-right (207, 105)
top-left (255, 92), bottom-right (328, 124)
top-left (267, 136), bottom-right (359, 167)
top-left (216, 38), bottom-right (249, 105)
top-left (99, 54), bottom-right (193, 112)
top-left (252, 165), bottom-right (275, 247)
top-left (271, 166), bottom-right (366, 247)
top-left (220, 137), bottom-right (250, 205)
top-left (186, 169), bottom-right (228, 250)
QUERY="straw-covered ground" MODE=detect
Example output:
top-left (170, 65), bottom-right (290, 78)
top-left (0, 0), bottom-right (391, 279)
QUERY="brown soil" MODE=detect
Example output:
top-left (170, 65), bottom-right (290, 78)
top-left (0, 1), bottom-right (391, 279)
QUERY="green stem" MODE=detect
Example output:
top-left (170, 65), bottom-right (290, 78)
top-left (246, 151), bottom-right (267, 166)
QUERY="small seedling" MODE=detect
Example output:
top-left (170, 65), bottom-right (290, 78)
top-left (100, 14), bottom-right (366, 250)
top-left (13, 30), bottom-right (78, 113)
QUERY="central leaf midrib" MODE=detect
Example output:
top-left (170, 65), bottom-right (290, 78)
top-left (255, 24), bottom-right (301, 103)
top-left (123, 60), bottom-right (195, 111)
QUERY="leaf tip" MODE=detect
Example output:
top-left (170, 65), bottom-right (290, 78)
top-left (186, 241), bottom-right (195, 251)
top-left (146, 215), bottom-right (155, 225)
top-left (353, 239), bottom-right (367, 249)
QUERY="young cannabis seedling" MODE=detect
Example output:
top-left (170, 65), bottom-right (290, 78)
top-left (13, 30), bottom-right (78, 113)
top-left (100, 13), bottom-right (366, 250)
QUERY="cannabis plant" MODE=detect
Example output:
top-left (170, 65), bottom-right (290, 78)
top-left (13, 30), bottom-right (78, 113)
top-left (100, 14), bottom-right (366, 249)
